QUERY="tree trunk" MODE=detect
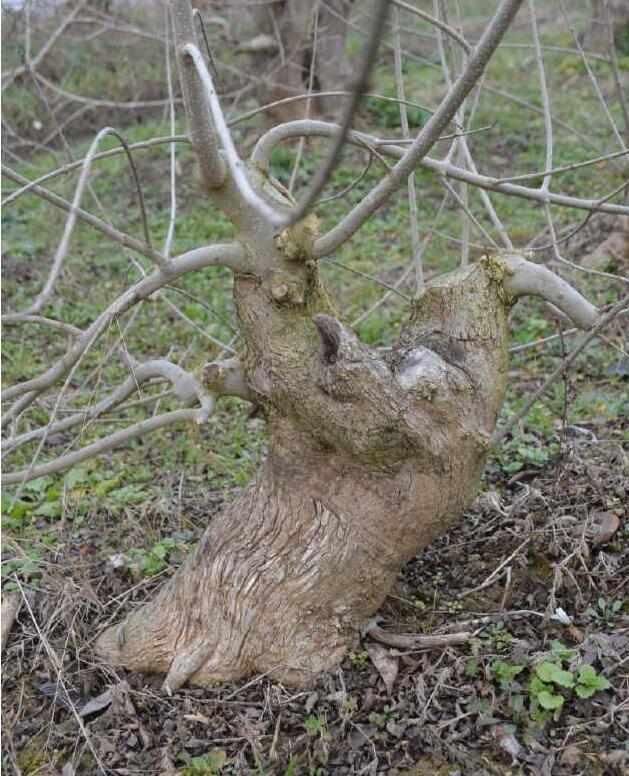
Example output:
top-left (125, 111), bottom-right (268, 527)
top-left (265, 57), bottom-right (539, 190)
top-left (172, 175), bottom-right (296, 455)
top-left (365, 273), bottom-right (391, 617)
top-left (96, 245), bottom-right (512, 691)
top-left (585, 0), bottom-right (629, 52)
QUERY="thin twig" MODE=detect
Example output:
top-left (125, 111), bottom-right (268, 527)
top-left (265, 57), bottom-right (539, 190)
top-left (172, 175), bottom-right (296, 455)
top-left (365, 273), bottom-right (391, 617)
top-left (393, 4), bottom-right (424, 294)
top-left (2, 409), bottom-right (206, 485)
top-left (313, 0), bottom-right (525, 256)
top-left (277, 0), bottom-right (390, 230)
top-left (493, 295), bottom-right (629, 446)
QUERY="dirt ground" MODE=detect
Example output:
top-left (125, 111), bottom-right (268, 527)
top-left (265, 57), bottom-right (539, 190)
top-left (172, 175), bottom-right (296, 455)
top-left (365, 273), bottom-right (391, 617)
top-left (2, 411), bottom-right (627, 775)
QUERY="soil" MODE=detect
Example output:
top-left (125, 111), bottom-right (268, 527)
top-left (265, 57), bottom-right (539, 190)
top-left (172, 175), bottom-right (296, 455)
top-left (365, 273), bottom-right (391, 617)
top-left (2, 415), bottom-right (627, 776)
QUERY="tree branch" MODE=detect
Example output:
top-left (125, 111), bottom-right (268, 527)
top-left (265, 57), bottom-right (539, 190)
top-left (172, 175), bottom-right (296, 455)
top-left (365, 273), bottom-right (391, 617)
top-left (250, 120), bottom-right (629, 241)
top-left (1, 315), bottom-right (82, 338)
top-left (172, 0), bottom-right (225, 190)
top-left (493, 294), bottom-right (629, 446)
top-left (3, 126), bottom-right (156, 324)
top-left (2, 135), bottom-right (189, 207)
top-left (2, 409), bottom-right (207, 486)
top-left (182, 43), bottom-right (282, 223)
top-left (392, 0), bottom-right (471, 55)
top-left (2, 243), bottom-right (248, 408)
top-left (313, 0), bottom-right (524, 256)
top-left (3, 359), bottom-right (213, 458)
top-left (203, 357), bottom-right (253, 402)
top-left (502, 253), bottom-right (600, 329)
top-left (276, 0), bottom-right (390, 230)
top-left (2, 165), bottom-right (165, 266)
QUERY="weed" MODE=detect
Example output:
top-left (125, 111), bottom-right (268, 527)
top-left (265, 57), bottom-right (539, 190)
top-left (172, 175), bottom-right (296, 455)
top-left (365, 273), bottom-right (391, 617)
top-left (584, 596), bottom-right (624, 626)
top-left (179, 749), bottom-right (227, 775)
top-left (489, 641), bottom-right (611, 725)
top-left (348, 650), bottom-right (370, 668)
top-left (304, 714), bottom-right (329, 739)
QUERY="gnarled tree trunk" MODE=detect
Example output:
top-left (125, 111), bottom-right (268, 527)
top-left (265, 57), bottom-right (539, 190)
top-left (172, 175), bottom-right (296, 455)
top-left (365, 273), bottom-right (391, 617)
top-left (97, 245), bottom-right (513, 691)
top-left (4, 0), bottom-right (609, 693)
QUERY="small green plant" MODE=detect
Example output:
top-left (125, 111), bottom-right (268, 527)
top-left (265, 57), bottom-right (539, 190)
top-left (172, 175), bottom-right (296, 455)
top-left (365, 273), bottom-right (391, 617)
top-left (575, 665), bottom-right (611, 699)
top-left (1, 550), bottom-right (43, 589)
top-left (304, 715), bottom-right (328, 739)
top-left (584, 596), bottom-right (624, 626)
top-left (348, 650), bottom-right (369, 668)
top-left (491, 660), bottom-right (525, 689)
top-left (128, 537), bottom-right (181, 577)
top-left (486, 623), bottom-right (514, 652)
top-left (529, 661), bottom-right (574, 719)
top-left (179, 749), bottom-right (227, 775)
top-left (489, 642), bottom-right (611, 725)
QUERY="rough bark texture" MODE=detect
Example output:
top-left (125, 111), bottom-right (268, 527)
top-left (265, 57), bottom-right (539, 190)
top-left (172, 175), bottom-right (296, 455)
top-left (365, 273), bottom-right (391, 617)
top-left (96, 230), bottom-right (513, 689)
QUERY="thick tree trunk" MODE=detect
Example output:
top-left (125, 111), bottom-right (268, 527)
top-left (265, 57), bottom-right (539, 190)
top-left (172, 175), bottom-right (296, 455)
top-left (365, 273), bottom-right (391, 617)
top-left (97, 246), bottom-right (512, 690)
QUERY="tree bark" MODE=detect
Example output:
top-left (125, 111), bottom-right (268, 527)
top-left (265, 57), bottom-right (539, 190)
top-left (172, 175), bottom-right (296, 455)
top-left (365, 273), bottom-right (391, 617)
top-left (96, 246), bottom-right (512, 690)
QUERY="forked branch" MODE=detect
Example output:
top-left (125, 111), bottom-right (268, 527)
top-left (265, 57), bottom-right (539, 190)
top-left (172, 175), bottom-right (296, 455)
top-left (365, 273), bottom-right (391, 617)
top-left (314, 0), bottom-right (524, 255)
top-left (250, 120), bottom-right (629, 239)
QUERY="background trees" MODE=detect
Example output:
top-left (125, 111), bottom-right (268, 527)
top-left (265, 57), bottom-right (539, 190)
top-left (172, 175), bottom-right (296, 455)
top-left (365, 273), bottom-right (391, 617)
top-left (2, 1), bottom-right (628, 773)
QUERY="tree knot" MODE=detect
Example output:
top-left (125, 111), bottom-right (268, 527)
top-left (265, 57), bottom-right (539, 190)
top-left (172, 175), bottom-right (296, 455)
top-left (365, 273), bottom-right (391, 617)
top-left (275, 213), bottom-right (320, 262)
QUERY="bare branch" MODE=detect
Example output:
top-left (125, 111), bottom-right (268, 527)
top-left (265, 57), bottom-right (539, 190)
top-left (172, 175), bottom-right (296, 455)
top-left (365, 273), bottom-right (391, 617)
top-left (2, 165), bottom-right (165, 266)
top-left (2, 242), bottom-right (248, 406)
top-left (230, 90), bottom-right (435, 129)
top-left (182, 43), bottom-right (281, 222)
top-left (3, 360), bottom-right (212, 458)
top-left (458, 137), bottom-right (513, 250)
top-left (33, 71), bottom-right (181, 112)
top-left (164, 9), bottom-right (178, 260)
top-left (558, 0), bottom-right (626, 151)
top-left (250, 120), bottom-right (629, 234)
top-left (498, 149), bottom-right (629, 184)
top-left (502, 254), bottom-right (599, 330)
top-left (604, 0), bottom-right (629, 140)
top-left (439, 178), bottom-right (499, 249)
top-left (313, 0), bottom-right (524, 256)
top-left (3, 126), bottom-right (156, 324)
top-left (365, 621), bottom-right (471, 650)
top-left (393, 4), bottom-right (424, 294)
top-left (1, 315), bottom-right (82, 338)
top-left (276, 0), bottom-right (390, 230)
top-left (172, 0), bottom-right (225, 190)
top-left (2, 135), bottom-right (189, 208)
top-left (2, 409), bottom-right (206, 487)
top-left (528, 0), bottom-right (553, 193)
top-left (493, 294), bottom-right (629, 446)
top-left (203, 358), bottom-right (252, 402)
top-left (392, 0), bottom-right (471, 55)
